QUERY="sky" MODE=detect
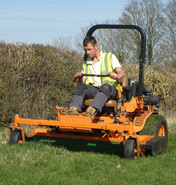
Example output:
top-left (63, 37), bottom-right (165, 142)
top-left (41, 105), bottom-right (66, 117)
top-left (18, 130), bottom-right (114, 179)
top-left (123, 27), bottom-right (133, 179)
top-left (0, 0), bottom-right (169, 45)
top-left (0, 0), bottom-right (129, 45)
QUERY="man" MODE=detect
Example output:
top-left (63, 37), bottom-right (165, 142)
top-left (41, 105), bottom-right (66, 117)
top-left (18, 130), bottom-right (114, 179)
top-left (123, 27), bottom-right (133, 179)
top-left (63, 36), bottom-right (126, 120)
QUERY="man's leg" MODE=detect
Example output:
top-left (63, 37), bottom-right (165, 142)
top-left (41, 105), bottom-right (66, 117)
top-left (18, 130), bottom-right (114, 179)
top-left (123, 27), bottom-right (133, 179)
top-left (90, 84), bottom-right (117, 112)
top-left (69, 83), bottom-right (99, 112)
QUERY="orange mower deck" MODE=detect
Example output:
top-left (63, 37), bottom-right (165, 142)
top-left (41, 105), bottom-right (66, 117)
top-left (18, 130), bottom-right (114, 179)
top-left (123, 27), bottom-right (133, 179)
top-left (9, 96), bottom-right (167, 158)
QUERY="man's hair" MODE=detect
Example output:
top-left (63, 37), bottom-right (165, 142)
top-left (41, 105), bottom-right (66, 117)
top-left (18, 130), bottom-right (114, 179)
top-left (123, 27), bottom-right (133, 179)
top-left (83, 36), bottom-right (97, 47)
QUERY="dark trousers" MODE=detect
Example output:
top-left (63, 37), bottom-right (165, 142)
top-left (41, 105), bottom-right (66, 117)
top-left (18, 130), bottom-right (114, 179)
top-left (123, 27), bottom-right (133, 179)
top-left (69, 83), bottom-right (117, 112)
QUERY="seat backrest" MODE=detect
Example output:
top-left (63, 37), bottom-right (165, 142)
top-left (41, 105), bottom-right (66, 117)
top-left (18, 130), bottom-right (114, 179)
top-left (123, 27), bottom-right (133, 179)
top-left (120, 75), bottom-right (128, 87)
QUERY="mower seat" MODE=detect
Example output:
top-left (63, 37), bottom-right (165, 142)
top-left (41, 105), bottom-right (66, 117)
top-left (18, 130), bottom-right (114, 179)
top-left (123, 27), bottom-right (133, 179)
top-left (84, 75), bottom-right (128, 108)
top-left (84, 99), bottom-right (117, 107)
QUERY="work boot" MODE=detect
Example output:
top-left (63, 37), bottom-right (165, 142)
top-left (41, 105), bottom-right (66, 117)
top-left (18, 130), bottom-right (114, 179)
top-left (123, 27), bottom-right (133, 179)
top-left (61, 107), bottom-right (79, 116)
top-left (83, 106), bottom-right (97, 120)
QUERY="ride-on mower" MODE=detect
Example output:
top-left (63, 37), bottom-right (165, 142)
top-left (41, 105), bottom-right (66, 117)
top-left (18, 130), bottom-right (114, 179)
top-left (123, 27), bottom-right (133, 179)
top-left (9, 24), bottom-right (168, 159)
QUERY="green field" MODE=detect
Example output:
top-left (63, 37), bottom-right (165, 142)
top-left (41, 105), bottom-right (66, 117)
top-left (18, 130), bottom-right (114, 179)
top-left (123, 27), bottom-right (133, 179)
top-left (0, 126), bottom-right (176, 185)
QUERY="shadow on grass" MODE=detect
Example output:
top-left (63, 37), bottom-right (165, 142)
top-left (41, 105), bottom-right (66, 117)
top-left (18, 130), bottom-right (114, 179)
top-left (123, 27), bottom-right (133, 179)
top-left (26, 135), bottom-right (124, 157)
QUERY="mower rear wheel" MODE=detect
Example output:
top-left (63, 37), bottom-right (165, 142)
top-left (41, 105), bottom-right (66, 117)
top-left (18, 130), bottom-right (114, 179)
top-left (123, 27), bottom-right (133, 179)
top-left (124, 138), bottom-right (138, 159)
top-left (140, 114), bottom-right (168, 155)
top-left (9, 129), bottom-right (22, 145)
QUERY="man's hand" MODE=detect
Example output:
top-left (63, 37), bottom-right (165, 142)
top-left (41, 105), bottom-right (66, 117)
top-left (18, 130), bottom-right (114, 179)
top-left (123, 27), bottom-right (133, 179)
top-left (74, 72), bottom-right (83, 78)
top-left (109, 67), bottom-right (126, 80)
top-left (108, 72), bottom-right (118, 80)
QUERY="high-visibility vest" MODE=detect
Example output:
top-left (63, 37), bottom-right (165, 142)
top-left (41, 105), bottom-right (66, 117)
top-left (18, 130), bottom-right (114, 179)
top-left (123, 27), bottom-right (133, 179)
top-left (82, 53), bottom-right (118, 88)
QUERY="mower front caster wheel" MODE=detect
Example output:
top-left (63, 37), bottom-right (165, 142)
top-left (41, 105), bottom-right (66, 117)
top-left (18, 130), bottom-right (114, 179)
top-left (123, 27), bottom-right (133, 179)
top-left (9, 129), bottom-right (22, 145)
top-left (124, 138), bottom-right (138, 159)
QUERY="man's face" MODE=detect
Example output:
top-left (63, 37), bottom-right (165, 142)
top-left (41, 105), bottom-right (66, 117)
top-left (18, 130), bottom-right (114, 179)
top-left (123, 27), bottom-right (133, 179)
top-left (84, 43), bottom-right (98, 59)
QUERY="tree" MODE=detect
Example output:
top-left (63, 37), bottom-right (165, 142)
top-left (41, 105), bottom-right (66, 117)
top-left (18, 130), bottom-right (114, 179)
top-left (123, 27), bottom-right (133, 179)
top-left (74, 23), bottom-right (93, 54)
top-left (119, 0), bottom-right (165, 65)
top-left (163, 0), bottom-right (176, 67)
top-left (74, 20), bottom-right (129, 64)
top-left (75, 0), bottom-right (174, 66)
top-left (53, 36), bottom-right (73, 51)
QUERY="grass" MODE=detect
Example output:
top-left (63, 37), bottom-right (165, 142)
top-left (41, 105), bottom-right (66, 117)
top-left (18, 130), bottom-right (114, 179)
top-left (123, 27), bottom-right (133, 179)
top-left (0, 125), bottom-right (176, 185)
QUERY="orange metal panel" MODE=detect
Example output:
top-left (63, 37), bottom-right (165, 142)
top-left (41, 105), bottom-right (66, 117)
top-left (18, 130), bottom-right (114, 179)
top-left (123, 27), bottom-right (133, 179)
top-left (14, 115), bottom-right (133, 133)
top-left (133, 111), bottom-right (153, 133)
top-left (122, 97), bottom-right (144, 112)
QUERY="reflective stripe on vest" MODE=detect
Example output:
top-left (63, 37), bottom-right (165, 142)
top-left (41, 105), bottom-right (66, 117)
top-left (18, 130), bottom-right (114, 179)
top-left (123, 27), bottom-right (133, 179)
top-left (82, 59), bottom-right (90, 85)
top-left (101, 53), bottom-right (117, 88)
top-left (82, 53), bottom-right (118, 88)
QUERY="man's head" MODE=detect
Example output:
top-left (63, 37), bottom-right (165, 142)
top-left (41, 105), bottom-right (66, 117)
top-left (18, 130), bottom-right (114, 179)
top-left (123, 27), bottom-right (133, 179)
top-left (83, 36), bottom-right (97, 47)
top-left (83, 36), bottom-right (99, 59)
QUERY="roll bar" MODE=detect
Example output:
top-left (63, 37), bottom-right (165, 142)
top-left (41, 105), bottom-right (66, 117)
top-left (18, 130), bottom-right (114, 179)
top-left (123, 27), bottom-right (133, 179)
top-left (85, 24), bottom-right (146, 96)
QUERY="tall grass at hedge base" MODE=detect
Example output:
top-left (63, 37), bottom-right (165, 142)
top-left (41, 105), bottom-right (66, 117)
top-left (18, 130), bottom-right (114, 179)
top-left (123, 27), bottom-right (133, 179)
top-left (0, 79), bottom-right (5, 125)
top-left (0, 43), bottom-right (176, 125)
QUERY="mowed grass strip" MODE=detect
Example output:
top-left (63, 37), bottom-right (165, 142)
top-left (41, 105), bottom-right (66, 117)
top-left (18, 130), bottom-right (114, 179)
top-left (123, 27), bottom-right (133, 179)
top-left (0, 126), bottom-right (176, 185)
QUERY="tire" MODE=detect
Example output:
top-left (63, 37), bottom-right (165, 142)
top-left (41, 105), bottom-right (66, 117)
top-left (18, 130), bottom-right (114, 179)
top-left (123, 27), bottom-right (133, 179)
top-left (9, 129), bottom-right (22, 145)
top-left (124, 138), bottom-right (137, 159)
top-left (139, 114), bottom-right (168, 155)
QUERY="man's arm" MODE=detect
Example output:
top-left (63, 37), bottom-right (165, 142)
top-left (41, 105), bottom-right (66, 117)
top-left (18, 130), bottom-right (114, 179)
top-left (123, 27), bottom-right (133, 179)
top-left (109, 54), bottom-right (126, 80)
top-left (109, 67), bottom-right (126, 80)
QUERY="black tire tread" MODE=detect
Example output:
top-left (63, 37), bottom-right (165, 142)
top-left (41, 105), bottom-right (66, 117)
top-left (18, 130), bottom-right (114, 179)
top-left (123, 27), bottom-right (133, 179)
top-left (9, 129), bottom-right (22, 145)
top-left (124, 138), bottom-right (136, 159)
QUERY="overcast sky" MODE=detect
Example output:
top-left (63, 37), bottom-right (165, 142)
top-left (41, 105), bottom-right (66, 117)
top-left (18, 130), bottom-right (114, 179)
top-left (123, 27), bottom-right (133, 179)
top-left (0, 0), bottom-right (169, 45)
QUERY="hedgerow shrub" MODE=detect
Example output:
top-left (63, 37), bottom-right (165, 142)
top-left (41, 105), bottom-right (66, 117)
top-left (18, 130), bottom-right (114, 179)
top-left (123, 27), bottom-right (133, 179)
top-left (0, 43), bottom-right (175, 125)
top-left (0, 43), bottom-right (82, 124)
top-left (123, 64), bottom-right (176, 115)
